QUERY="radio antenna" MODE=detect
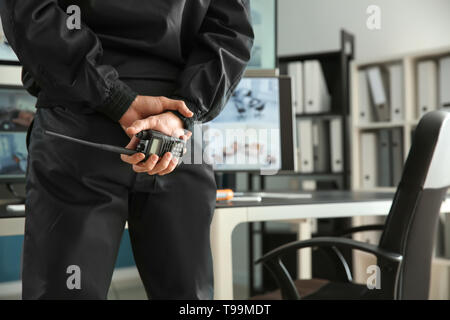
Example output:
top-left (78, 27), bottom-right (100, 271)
top-left (44, 130), bottom-right (136, 156)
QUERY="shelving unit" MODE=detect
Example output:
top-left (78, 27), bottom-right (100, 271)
top-left (277, 30), bottom-right (355, 190)
top-left (250, 30), bottom-right (356, 292)
top-left (350, 46), bottom-right (450, 297)
top-left (243, 30), bottom-right (356, 297)
top-left (351, 45), bottom-right (450, 192)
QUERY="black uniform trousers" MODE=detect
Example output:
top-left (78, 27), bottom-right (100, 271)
top-left (22, 106), bottom-right (216, 299)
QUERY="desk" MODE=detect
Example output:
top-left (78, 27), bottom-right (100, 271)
top-left (2, 191), bottom-right (450, 300)
top-left (0, 199), bottom-right (25, 236)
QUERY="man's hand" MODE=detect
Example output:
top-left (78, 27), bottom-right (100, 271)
top-left (120, 112), bottom-right (192, 176)
top-left (119, 95), bottom-right (193, 136)
top-left (119, 95), bottom-right (193, 176)
top-left (12, 110), bottom-right (35, 128)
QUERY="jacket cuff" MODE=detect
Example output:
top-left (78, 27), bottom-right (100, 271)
top-left (170, 110), bottom-right (196, 132)
top-left (168, 96), bottom-right (199, 131)
top-left (100, 80), bottom-right (138, 121)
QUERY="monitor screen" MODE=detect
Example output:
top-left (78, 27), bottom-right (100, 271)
top-left (203, 77), bottom-right (282, 172)
top-left (0, 18), bottom-right (19, 63)
top-left (0, 87), bottom-right (36, 181)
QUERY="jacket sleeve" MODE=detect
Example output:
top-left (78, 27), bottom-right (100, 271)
top-left (0, 0), bottom-right (137, 121)
top-left (169, 0), bottom-right (254, 129)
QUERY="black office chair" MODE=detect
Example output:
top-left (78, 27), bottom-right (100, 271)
top-left (253, 110), bottom-right (450, 300)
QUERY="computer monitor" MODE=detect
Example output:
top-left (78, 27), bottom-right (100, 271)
top-left (0, 85), bottom-right (36, 182)
top-left (0, 19), bottom-right (19, 65)
top-left (203, 76), bottom-right (294, 173)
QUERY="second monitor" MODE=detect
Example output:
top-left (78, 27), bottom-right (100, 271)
top-left (203, 76), bottom-right (294, 173)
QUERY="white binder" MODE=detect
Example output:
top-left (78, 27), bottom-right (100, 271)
top-left (360, 132), bottom-right (377, 188)
top-left (367, 66), bottom-right (390, 121)
top-left (417, 60), bottom-right (438, 118)
top-left (358, 70), bottom-right (373, 123)
top-left (439, 56), bottom-right (450, 110)
top-left (388, 64), bottom-right (404, 122)
top-left (287, 61), bottom-right (304, 114)
top-left (297, 119), bottom-right (314, 173)
top-left (303, 60), bottom-right (331, 114)
top-left (330, 118), bottom-right (343, 173)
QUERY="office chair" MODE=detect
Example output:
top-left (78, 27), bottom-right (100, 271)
top-left (253, 110), bottom-right (450, 300)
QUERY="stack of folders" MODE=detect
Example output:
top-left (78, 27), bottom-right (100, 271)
top-left (287, 60), bottom-right (331, 114)
top-left (360, 129), bottom-right (404, 188)
top-left (416, 56), bottom-right (450, 117)
top-left (358, 64), bottom-right (404, 123)
top-left (296, 118), bottom-right (343, 173)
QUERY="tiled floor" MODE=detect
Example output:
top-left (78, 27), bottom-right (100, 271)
top-left (107, 277), bottom-right (249, 300)
top-left (0, 266), bottom-right (251, 300)
top-left (108, 283), bottom-right (147, 300)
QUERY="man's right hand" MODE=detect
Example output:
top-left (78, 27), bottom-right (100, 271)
top-left (119, 95), bottom-right (193, 135)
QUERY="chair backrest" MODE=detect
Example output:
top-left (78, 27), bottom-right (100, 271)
top-left (378, 110), bottom-right (450, 299)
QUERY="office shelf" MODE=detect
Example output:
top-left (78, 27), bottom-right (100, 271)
top-left (354, 187), bottom-right (396, 193)
top-left (276, 171), bottom-right (344, 177)
top-left (295, 113), bottom-right (343, 120)
top-left (356, 122), bottom-right (405, 130)
top-left (241, 30), bottom-right (357, 297)
top-left (278, 29), bottom-right (355, 190)
top-left (260, 30), bottom-right (356, 291)
top-left (351, 45), bottom-right (450, 192)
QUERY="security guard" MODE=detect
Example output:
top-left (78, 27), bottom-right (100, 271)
top-left (0, 0), bottom-right (253, 299)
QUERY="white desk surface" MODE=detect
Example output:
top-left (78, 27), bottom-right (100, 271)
top-left (216, 191), bottom-right (401, 221)
top-left (2, 191), bottom-right (450, 236)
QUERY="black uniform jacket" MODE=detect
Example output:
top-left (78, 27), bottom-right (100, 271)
top-left (0, 0), bottom-right (254, 128)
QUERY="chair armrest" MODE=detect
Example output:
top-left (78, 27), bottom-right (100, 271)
top-left (255, 237), bottom-right (402, 265)
top-left (312, 224), bottom-right (385, 282)
top-left (255, 237), bottom-right (402, 300)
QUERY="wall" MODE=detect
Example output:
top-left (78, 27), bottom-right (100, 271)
top-left (278, 0), bottom-right (450, 60)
